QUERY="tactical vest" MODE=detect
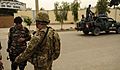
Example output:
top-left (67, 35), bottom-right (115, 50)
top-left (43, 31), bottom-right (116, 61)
top-left (10, 26), bottom-right (28, 47)
top-left (28, 27), bottom-right (60, 67)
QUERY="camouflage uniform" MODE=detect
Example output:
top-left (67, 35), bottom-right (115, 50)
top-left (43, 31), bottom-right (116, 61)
top-left (15, 12), bottom-right (61, 70)
top-left (7, 25), bottom-right (31, 70)
top-left (0, 42), bottom-right (3, 70)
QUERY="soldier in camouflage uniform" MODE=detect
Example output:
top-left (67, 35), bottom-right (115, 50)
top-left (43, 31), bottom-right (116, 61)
top-left (14, 12), bottom-right (61, 70)
top-left (0, 42), bottom-right (3, 70)
top-left (7, 16), bottom-right (31, 70)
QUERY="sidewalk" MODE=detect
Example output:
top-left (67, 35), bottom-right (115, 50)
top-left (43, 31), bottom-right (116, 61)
top-left (29, 24), bottom-right (76, 31)
top-left (0, 24), bottom-right (76, 30)
top-left (0, 24), bottom-right (76, 39)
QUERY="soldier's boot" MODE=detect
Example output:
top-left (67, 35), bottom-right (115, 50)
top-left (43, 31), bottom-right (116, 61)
top-left (19, 66), bottom-right (25, 70)
top-left (19, 65), bottom-right (26, 70)
top-left (19, 61), bottom-right (27, 70)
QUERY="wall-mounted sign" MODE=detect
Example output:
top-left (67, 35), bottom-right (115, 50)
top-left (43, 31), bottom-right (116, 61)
top-left (0, 1), bottom-right (26, 10)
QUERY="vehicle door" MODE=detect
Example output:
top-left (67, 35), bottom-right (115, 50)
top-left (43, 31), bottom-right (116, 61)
top-left (107, 18), bottom-right (116, 29)
top-left (95, 18), bottom-right (105, 30)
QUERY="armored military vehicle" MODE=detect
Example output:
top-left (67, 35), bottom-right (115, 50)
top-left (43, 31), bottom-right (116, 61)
top-left (75, 16), bottom-right (120, 36)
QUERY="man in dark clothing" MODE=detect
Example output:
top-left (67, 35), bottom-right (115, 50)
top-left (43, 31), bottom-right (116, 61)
top-left (86, 4), bottom-right (93, 21)
top-left (81, 14), bottom-right (85, 21)
top-left (7, 16), bottom-right (31, 70)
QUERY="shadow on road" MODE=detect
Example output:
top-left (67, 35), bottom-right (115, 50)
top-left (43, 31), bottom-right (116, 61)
top-left (76, 32), bottom-right (120, 37)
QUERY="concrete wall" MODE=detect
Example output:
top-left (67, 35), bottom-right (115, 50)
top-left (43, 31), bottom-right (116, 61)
top-left (0, 16), bottom-right (14, 28)
top-left (0, 8), bottom-right (120, 28)
top-left (15, 8), bottom-right (120, 25)
top-left (108, 9), bottom-right (120, 22)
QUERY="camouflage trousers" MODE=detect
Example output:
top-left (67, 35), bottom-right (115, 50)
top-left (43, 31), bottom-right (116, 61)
top-left (34, 62), bottom-right (52, 70)
top-left (9, 47), bottom-right (27, 70)
top-left (11, 60), bottom-right (27, 70)
top-left (0, 60), bottom-right (3, 70)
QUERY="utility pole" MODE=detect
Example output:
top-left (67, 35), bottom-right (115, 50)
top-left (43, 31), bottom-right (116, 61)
top-left (35, 0), bottom-right (39, 30)
top-left (35, 0), bottom-right (39, 16)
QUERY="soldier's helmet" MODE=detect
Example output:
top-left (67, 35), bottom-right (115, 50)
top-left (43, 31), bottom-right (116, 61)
top-left (36, 12), bottom-right (50, 24)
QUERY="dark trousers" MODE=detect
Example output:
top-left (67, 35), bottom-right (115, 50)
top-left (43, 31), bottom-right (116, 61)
top-left (34, 66), bottom-right (52, 70)
top-left (34, 61), bottom-right (52, 70)
top-left (11, 60), bottom-right (27, 70)
top-left (10, 54), bottom-right (27, 70)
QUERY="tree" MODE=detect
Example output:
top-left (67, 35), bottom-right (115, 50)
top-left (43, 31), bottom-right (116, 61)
top-left (54, 2), bottom-right (60, 21)
top-left (71, 1), bottom-right (80, 22)
top-left (24, 17), bottom-right (32, 29)
top-left (61, 2), bottom-right (70, 20)
top-left (54, 2), bottom-right (70, 30)
top-left (96, 0), bottom-right (110, 15)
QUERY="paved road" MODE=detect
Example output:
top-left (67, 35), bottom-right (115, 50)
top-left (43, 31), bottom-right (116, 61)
top-left (1, 28), bottom-right (120, 70)
top-left (54, 31), bottom-right (120, 70)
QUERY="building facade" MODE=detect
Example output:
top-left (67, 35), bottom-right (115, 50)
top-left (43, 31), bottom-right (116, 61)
top-left (0, 0), bottom-right (26, 28)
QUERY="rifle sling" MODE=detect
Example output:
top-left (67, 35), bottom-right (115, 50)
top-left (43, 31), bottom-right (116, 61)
top-left (36, 27), bottom-right (49, 51)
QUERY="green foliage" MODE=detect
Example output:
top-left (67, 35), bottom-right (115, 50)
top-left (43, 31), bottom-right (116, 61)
top-left (96, 0), bottom-right (110, 15)
top-left (71, 1), bottom-right (80, 22)
top-left (109, 0), bottom-right (120, 7)
top-left (61, 2), bottom-right (70, 20)
top-left (24, 17), bottom-right (32, 29)
top-left (54, 1), bottom-right (70, 30)
top-left (54, 2), bottom-right (60, 22)
top-left (54, 1), bottom-right (70, 23)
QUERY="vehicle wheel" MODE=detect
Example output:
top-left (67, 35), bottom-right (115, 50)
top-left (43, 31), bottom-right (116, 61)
top-left (105, 31), bottom-right (109, 34)
top-left (116, 27), bottom-right (120, 34)
top-left (83, 30), bottom-right (89, 35)
top-left (92, 27), bottom-right (100, 36)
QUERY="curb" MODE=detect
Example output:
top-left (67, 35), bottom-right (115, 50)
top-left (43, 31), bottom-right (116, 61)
top-left (55, 28), bottom-right (76, 32)
top-left (30, 28), bottom-right (76, 34)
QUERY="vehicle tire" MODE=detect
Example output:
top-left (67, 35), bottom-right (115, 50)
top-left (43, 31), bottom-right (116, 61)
top-left (92, 27), bottom-right (100, 36)
top-left (83, 30), bottom-right (89, 35)
top-left (105, 31), bottom-right (109, 34)
top-left (116, 27), bottom-right (120, 34)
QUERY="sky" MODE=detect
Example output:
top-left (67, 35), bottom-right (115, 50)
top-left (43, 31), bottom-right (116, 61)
top-left (18, 0), bottom-right (98, 10)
